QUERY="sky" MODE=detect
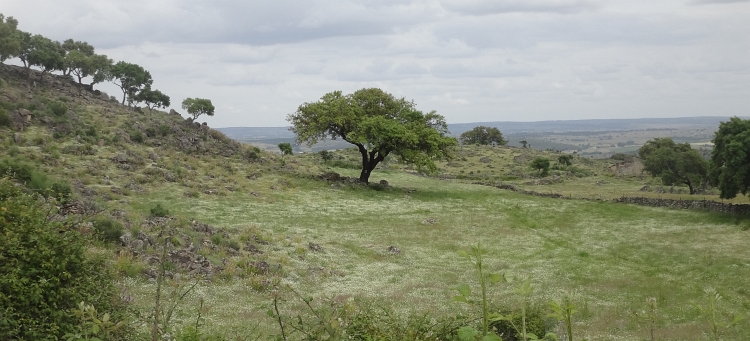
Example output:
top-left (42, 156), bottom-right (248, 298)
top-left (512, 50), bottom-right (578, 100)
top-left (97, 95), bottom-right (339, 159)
top-left (1, 0), bottom-right (749, 128)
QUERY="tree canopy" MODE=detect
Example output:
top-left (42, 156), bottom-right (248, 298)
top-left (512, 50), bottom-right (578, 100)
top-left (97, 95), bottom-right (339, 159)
top-left (0, 14), bottom-right (20, 63)
top-left (530, 157), bottom-right (550, 176)
top-left (638, 137), bottom-right (707, 194)
top-left (110, 61), bottom-right (153, 105)
top-left (135, 86), bottom-right (170, 111)
top-left (459, 126), bottom-right (507, 146)
top-left (27, 35), bottom-right (65, 79)
top-left (288, 88), bottom-right (457, 183)
top-left (181, 98), bottom-right (215, 120)
top-left (710, 117), bottom-right (750, 199)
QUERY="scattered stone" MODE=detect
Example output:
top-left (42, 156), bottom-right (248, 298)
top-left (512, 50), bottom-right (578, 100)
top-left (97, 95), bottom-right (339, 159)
top-left (308, 242), bottom-right (324, 252)
top-left (422, 218), bottom-right (437, 225)
top-left (13, 132), bottom-right (21, 144)
top-left (243, 242), bottom-right (263, 254)
top-left (379, 179), bottom-right (389, 187)
top-left (110, 187), bottom-right (123, 195)
top-left (479, 156), bottom-right (492, 163)
top-left (148, 152), bottom-right (158, 161)
top-left (387, 245), bottom-right (402, 254)
top-left (639, 185), bottom-right (651, 192)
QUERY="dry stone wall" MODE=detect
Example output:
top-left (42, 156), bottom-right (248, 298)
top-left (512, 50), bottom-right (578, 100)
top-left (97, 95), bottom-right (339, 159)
top-left (474, 181), bottom-right (750, 214)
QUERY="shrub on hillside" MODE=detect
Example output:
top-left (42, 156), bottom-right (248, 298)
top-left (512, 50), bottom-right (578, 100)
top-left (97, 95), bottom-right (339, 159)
top-left (48, 101), bottom-right (67, 117)
top-left (0, 178), bottom-right (123, 340)
top-left (150, 203), bottom-right (170, 217)
top-left (93, 217), bottom-right (125, 244)
top-left (129, 130), bottom-right (145, 143)
top-left (0, 108), bottom-right (10, 127)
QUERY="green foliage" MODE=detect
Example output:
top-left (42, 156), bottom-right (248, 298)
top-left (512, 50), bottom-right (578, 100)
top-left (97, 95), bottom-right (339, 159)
top-left (557, 155), bottom-right (573, 166)
top-left (278, 142), bottom-right (293, 159)
top-left (288, 88), bottom-right (457, 183)
top-left (693, 288), bottom-right (746, 341)
top-left (548, 296), bottom-right (577, 341)
top-left (459, 126), bottom-right (507, 146)
top-left (318, 150), bottom-right (334, 163)
top-left (63, 301), bottom-right (124, 341)
top-left (135, 86), bottom-right (170, 111)
top-left (0, 178), bottom-right (121, 340)
top-left (453, 243), bottom-right (507, 339)
top-left (150, 203), bottom-right (170, 217)
top-left (92, 217), bottom-right (124, 244)
top-left (491, 304), bottom-right (550, 341)
top-left (639, 137), bottom-right (707, 194)
top-left (0, 107), bottom-right (10, 127)
top-left (182, 97), bottom-right (215, 120)
top-left (109, 61), bottom-right (152, 105)
top-left (0, 14), bottom-right (21, 63)
top-left (27, 34), bottom-right (65, 77)
top-left (129, 130), bottom-right (144, 143)
top-left (49, 100), bottom-right (68, 116)
top-left (530, 157), bottom-right (550, 177)
top-left (245, 146), bottom-right (261, 161)
top-left (710, 117), bottom-right (750, 199)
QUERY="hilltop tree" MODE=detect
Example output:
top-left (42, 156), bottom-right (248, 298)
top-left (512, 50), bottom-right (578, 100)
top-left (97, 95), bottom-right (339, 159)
top-left (87, 54), bottom-right (113, 89)
top-left (459, 126), bottom-right (507, 145)
top-left (639, 137), bottom-right (707, 195)
top-left (520, 140), bottom-right (528, 148)
top-left (135, 86), bottom-right (170, 111)
top-left (27, 35), bottom-right (65, 80)
top-left (61, 39), bottom-right (94, 77)
top-left (109, 61), bottom-right (152, 105)
top-left (288, 88), bottom-right (457, 183)
top-left (531, 157), bottom-right (550, 176)
top-left (0, 14), bottom-right (20, 63)
top-left (181, 98), bottom-right (215, 120)
top-left (710, 117), bottom-right (750, 199)
top-left (15, 30), bottom-right (31, 69)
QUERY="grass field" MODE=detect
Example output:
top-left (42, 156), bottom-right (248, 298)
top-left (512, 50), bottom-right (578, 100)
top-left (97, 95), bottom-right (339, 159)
top-left (121, 168), bottom-right (750, 340)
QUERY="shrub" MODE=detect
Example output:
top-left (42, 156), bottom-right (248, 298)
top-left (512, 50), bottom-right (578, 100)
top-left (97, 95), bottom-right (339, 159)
top-left (48, 101), bottom-right (68, 117)
top-left (158, 124), bottom-right (171, 137)
top-left (245, 146), bottom-right (261, 161)
top-left (0, 178), bottom-right (122, 340)
top-left (0, 108), bottom-right (10, 127)
top-left (150, 203), bottom-right (170, 217)
top-left (93, 217), bottom-right (125, 244)
top-left (130, 131), bottom-right (144, 143)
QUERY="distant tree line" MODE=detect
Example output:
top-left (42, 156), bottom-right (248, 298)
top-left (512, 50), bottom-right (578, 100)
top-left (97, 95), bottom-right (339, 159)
top-left (0, 13), bottom-right (213, 119)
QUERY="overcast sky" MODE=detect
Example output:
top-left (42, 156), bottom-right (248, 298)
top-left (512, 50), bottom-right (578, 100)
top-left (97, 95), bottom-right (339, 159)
top-left (1, 0), bottom-right (749, 127)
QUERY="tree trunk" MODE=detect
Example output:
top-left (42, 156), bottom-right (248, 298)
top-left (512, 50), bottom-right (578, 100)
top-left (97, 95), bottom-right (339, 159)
top-left (356, 144), bottom-right (386, 184)
top-left (686, 180), bottom-right (695, 194)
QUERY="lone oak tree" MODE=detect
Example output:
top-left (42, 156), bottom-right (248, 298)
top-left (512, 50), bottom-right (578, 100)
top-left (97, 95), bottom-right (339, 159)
top-left (710, 117), bottom-right (750, 199)
top-left (459, 126), bottom-right (507, 145)
top-left (639, 137), bottom-right (707, 195)
top-left (181, 97), bottom-right (215, 120)
top-left (109, 61), bottom-right (152, 105)
top-left (288, 88), bottom-right (457, 183)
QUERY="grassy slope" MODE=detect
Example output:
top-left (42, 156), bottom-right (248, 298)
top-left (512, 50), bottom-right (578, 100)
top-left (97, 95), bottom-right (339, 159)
top-left (2, 66), bottom-right (749, 340)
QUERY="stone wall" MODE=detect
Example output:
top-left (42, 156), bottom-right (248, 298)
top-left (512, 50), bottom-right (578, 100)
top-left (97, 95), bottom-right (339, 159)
top-left (474, 181), bottom-right (750, 214)
top-left (613, 196), bottom-right (750, 214)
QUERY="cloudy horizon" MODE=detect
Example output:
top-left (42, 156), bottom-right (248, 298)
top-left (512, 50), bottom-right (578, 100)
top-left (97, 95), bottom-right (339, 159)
top-left (1, 0), bottom-right (748, 127)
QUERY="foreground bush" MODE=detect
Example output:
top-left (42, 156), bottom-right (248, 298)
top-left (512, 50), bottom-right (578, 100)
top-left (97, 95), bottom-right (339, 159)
top-left (0, 178), bottom-right (123, 340)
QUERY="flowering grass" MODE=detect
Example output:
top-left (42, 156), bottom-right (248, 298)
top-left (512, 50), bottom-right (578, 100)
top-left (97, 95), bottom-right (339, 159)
top-left (120, 168), bottom-right (750, 340)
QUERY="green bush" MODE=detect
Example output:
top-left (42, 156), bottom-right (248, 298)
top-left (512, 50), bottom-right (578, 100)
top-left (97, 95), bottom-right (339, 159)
top-left (0, 108), bottom-right (10, 127)
top-left (48, 101), bottom-right (67, 117)
top-left (93, 217), bottom-right (124, 244)
top-left (158, 124), bottom-right (171, 137)
top-left (329, 159), bottom-right (360, 169)
top-left (0, 178), bottom-right (123, 340)
top-left (130, 131), bottom-right (144, 143)
top-left (150, 203), bottom-right (170, 217)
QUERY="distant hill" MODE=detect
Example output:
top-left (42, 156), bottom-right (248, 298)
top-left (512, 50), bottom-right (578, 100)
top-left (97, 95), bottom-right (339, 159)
top-left (217, 116), bottom-right (744, 153)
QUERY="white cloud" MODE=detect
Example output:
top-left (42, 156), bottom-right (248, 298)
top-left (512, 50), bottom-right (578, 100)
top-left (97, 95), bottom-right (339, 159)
top-left (0, 0), bottom-right (748, 127)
